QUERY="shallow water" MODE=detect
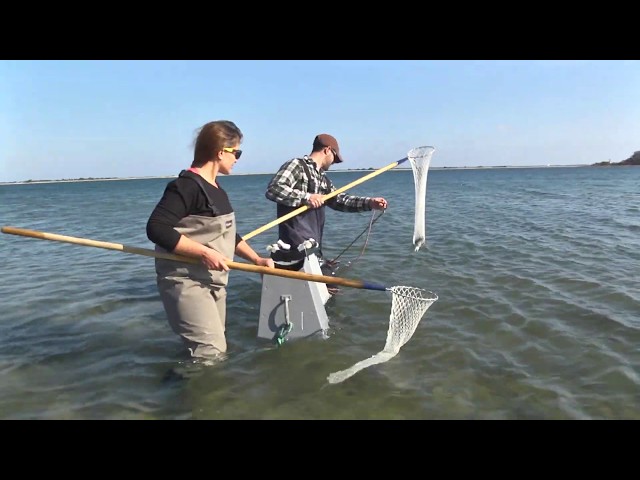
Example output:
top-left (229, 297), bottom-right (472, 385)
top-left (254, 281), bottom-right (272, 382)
top-left (1, 166), bottom-right (638, 419)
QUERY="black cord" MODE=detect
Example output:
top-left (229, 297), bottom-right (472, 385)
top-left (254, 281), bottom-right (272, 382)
top-left (327, 209), bottom-right (384, 274)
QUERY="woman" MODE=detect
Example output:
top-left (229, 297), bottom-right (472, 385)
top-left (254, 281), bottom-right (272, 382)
top-left (147, 120), bottom-right (274, 360)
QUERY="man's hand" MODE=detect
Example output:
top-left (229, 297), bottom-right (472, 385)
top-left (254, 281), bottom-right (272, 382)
top-left (369, 197), bottom-right (388, 210)
top-left (307, 193), bottom-right (325, 209)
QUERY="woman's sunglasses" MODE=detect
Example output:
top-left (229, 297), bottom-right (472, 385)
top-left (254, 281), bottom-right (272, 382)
top-left (223, 147), bottom-right (242, 159)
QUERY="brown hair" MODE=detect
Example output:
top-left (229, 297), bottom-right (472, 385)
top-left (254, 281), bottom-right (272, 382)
top-left (191, 120), bottom-right (243, 168)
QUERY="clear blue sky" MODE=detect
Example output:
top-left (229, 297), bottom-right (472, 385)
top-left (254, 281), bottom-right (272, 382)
top-left (1, 60), bottom-right (639, 182)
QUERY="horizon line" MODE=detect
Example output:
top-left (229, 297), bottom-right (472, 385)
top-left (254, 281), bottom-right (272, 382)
top-left (0, 163), bottom-right (593, 185)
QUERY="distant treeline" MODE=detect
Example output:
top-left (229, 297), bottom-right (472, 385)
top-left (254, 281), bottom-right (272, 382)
top-left (2, 176), bottom-right (170, 185)
top-left (594, 151), bottom-right (640, 166)
top-left (22, 177), bottom-right (120, 183)
top-left (5, 155), bottom-right (638, 184)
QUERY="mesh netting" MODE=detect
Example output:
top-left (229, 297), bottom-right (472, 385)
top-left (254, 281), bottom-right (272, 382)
top-left (408, 146), bottom-right (435, 252)
top-left (327, 286), bottom-right (438, 384)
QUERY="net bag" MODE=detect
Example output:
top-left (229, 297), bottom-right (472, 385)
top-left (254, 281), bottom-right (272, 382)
top-left (408, 146), bottom-right (435, 251)
top-left (327, 286), bottom-right (438, 384)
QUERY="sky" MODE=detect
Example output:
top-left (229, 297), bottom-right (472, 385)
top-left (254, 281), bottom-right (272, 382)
top-left (1, 60), bottom-right (639, 183)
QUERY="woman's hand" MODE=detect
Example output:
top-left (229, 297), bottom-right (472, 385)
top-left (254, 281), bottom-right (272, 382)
top-left (200, 248), bottom-right (230, 271)
top-left (255, 257), bottom-right (275, 269)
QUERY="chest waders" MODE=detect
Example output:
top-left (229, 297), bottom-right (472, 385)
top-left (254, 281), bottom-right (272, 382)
top-left (272, 158), bottom-right (326, 270)
top-left (155, 173), bottom-right (237, 359)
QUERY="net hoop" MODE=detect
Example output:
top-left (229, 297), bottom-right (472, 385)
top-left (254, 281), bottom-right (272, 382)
top-left (408, 146), bottom-right (435, 161)
top-left (388, 285), bottom-right (438, 303)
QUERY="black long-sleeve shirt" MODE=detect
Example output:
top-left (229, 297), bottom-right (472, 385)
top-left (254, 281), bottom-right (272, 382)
top-left (146, 175), bottom-right (242, 252)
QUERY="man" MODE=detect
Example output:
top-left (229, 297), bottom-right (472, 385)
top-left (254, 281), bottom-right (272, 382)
top-left (265, 133), bottom-right (388, 275)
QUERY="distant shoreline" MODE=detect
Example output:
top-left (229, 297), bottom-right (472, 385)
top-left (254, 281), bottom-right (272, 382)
top-left (0, 176), bottom-right (177, 186)
top-left (0, 164), bottom-right (591, 186)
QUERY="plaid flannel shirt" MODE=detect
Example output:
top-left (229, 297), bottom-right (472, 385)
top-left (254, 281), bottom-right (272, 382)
top-left (265, 156), bottom-right (372, 212)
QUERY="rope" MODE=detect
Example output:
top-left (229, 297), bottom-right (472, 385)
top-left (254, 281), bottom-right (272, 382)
top-left (325, 209), bottom-right (385, 276)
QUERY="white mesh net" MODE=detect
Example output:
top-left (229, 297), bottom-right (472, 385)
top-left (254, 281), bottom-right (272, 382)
top-left (408, 146), bottom-right (435, 252)
top-left (327, 286), bottom-right (438, 384)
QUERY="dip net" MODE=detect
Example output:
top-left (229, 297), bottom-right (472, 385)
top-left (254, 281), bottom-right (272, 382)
top-left (408, 146), bottom-right (435, 252)
top-left (327, 286), bottom-right (438, 384)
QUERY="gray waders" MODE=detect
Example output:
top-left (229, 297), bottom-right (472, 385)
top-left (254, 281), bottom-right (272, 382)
top-left (155, 213), bottom-right (236, 359)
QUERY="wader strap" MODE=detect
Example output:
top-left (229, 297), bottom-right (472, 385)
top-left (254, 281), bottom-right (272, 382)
top-left (297, 159), bottom-right (326, 259)
top-left (179, 170), bottom-right (222, 216)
